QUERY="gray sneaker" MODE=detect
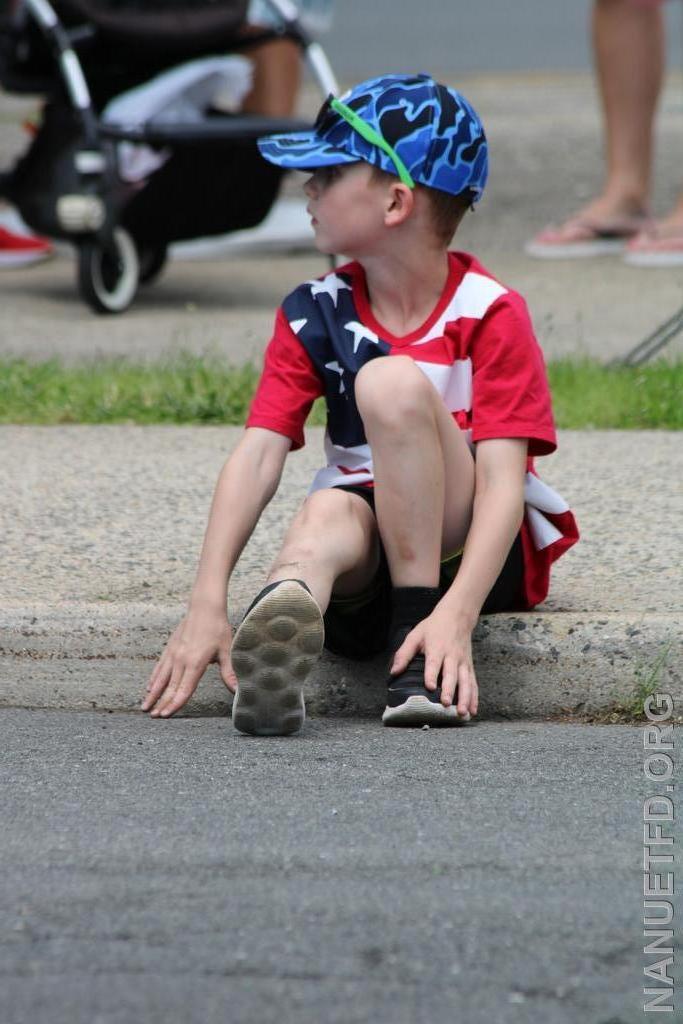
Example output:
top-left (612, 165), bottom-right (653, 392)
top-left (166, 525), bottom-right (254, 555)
top-left (231, 580), bottom-right (324, 736)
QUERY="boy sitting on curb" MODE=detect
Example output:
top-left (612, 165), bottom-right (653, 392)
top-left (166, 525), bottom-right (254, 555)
top-left (142, 73), bottom-right (579, 734)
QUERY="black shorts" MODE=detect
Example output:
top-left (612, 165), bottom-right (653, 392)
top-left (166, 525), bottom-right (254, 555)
top-left (323, 485), bottom-right (525, 661)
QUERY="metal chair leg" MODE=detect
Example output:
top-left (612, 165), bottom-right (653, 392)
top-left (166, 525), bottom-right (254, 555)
top-left (611, 304), bottom-right (683, 366)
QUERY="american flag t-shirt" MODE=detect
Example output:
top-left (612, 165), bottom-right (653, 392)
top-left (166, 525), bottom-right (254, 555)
top-left (247, 251), bottom-right (578, 606)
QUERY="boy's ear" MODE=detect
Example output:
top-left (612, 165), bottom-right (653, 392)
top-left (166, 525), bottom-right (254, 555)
top-left (384, 182), bottom-right (415, 227)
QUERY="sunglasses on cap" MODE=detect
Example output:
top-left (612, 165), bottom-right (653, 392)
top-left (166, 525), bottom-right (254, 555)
top-left (316, 94), bottom-right (416, 190)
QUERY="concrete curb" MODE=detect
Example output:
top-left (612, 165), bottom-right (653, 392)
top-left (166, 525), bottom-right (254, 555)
top-left (2, 605), bottom-right (680, 719)
top-left (2, 428), bottom-right (681, 721)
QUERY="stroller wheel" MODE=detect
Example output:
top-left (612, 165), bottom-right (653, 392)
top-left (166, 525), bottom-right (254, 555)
top-left (138, 243), bottom-right (168, 286)
top-left (77, 227), bottom-right (139, 314)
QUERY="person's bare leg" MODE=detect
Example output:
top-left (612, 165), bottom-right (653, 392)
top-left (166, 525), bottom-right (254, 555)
top-left (266, 488), bottom-right (381, 611)
top-left (623, 184), bottom-right (683, 259)
top-left (587, 0), bottom-right (664, 220)
top-left (241, 37), bottom-right (301, 116)
top-left (661, 190), bottom-right (683, 226)
top-left (354, 356), bottom-right (475, 587)
top-left (636, 188), bottom-right (683, 237)
top-left (530, 0), bottom-right (664, 249)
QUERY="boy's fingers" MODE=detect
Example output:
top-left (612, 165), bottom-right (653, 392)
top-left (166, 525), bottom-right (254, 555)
top-left (468, 672), bottom-right (479, 717)
top-left (423, 654), bottom-right (442, 692)
top-left (142, 656), bottom-right (172, 710)
top-left (456, 665), bottom-right (477, 717)
top-left (440, 657), bottom-right (457, 706)
top-left (217, 644), bottom-right (237, 693)
top-left (150, 660), bottom-right (185, 717)
top-left (145, 654), bottom-right (166, 694)
top-left (155, 687), bottom-right (185, 718)
top-left (390, 631), bottom-right (421, 674)
top-left (156, 666), bottom-right (199, 718)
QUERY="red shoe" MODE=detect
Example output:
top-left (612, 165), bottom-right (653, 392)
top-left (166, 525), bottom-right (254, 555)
top-left (0, 225), bottom-right (54, 268)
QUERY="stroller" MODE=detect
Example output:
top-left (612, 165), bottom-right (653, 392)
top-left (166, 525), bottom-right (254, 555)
top-left (0, 0), bottom-right (338, 313)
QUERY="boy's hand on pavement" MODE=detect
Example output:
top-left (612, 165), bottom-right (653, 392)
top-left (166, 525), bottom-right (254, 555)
top-left (390, 604), bottom-right (479, 718)
top-left (141, 608), bottom-right (236, 718)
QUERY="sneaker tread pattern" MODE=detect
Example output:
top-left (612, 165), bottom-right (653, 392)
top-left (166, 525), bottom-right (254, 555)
top-left (231, 582), bottom-right (323, 736)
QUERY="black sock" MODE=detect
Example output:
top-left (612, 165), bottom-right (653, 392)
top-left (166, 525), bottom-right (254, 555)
top-left (389, 586), bottom-right (441, 654)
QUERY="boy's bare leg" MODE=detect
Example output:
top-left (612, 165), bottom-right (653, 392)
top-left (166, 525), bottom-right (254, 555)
top-left (265, 487), bottom-right (382, 610)
top-left (354, 355), bottom-right (478, 725)
top-left (265, 355), bottom-right (474, 601)
top-left (233, 358), bottom-right (475, 734)
top-left (354, 355), bottom-right (475, 586)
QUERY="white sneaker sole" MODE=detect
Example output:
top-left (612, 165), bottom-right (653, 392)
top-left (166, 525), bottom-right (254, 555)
top-left (0, 249), bottom-right (53, 267)
top-left (382, 695), bottom-right (470, 728)
top-left (231, 581), bottom-right (324, 736)
top-left (524, 239), bottom-right (625, 260)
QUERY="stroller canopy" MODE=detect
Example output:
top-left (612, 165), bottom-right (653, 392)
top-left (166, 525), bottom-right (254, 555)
top-left (49, 1), bottom-right (251, 53)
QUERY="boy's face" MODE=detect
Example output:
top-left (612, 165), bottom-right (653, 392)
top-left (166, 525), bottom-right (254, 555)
top-left (302, 162), bottom-right (391, 258)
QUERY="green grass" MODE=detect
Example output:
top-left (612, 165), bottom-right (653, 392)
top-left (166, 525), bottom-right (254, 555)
top-left (0, 356), bottom-right (328, 426)
top-left (547, 358), bottom-right (683, 430)
top-left (614, 641), bottom-right (672, 721)
top-left (0, 355), bottom-right (681, 428)
top-left (590, 641), bottom-right (680, 724)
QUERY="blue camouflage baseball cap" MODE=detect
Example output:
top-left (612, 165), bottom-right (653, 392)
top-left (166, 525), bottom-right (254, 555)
top-left (258, 72), bottom-right (488, 203)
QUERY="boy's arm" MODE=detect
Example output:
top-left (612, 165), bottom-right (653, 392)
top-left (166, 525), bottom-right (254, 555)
top-left (391, 438), bottom-right (527, 718)
top-left (142, 427), bottom-right (292, 718)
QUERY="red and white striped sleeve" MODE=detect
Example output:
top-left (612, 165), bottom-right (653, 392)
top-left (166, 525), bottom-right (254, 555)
top-left (246, 307), bottom-right (324, 450)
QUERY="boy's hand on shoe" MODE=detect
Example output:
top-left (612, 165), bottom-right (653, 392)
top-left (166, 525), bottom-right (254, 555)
top-left (141, 607), bottom-right (237, 718)
top-left (390, 604), bottom-right (479, 718)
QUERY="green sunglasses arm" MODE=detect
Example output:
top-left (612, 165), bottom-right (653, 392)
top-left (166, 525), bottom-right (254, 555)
top-left (329, 96), bottom-right (415, 189)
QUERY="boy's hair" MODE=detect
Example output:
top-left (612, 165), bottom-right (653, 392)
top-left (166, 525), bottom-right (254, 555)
top-left (369, 166), bottom-right (471, 245)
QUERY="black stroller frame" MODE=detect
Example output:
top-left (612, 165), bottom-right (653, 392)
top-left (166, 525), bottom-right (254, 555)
top-left (0, 0), bottom-right (338, 313)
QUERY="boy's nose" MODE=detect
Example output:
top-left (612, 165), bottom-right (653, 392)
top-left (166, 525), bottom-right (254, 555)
top-left (303, 176), bottom-right (318, 200)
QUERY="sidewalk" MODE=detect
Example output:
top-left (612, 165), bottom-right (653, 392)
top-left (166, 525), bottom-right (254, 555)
top-left (2, 74), bottom-right (683, 364)
top-left (1, 426), bottom-right (680, 718)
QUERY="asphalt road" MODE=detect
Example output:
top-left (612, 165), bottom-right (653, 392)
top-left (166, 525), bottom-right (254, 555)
top-left (1, 710), bottom-right (657, 1024)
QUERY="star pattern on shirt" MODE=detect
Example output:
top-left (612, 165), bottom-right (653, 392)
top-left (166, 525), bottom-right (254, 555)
top-left (324, 360), bottom-right (346, 394)
top-left (344, 320), bottom-right (380, 354)
top-left (289, 318), bottom-right (308, 335)
top-left (307, 273), bottom-right (352, 308)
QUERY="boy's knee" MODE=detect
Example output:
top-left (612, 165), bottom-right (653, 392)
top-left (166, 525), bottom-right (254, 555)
top-left (296, 488), bottom-right (366, 531)
top-left (355, 356), bottom-right (432, 424)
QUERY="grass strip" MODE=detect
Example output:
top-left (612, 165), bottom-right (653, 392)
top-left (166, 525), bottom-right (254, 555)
top-left (0, 356), bottom-right (681, 428)
top-left (548, 358), bottom-right (682, 430)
